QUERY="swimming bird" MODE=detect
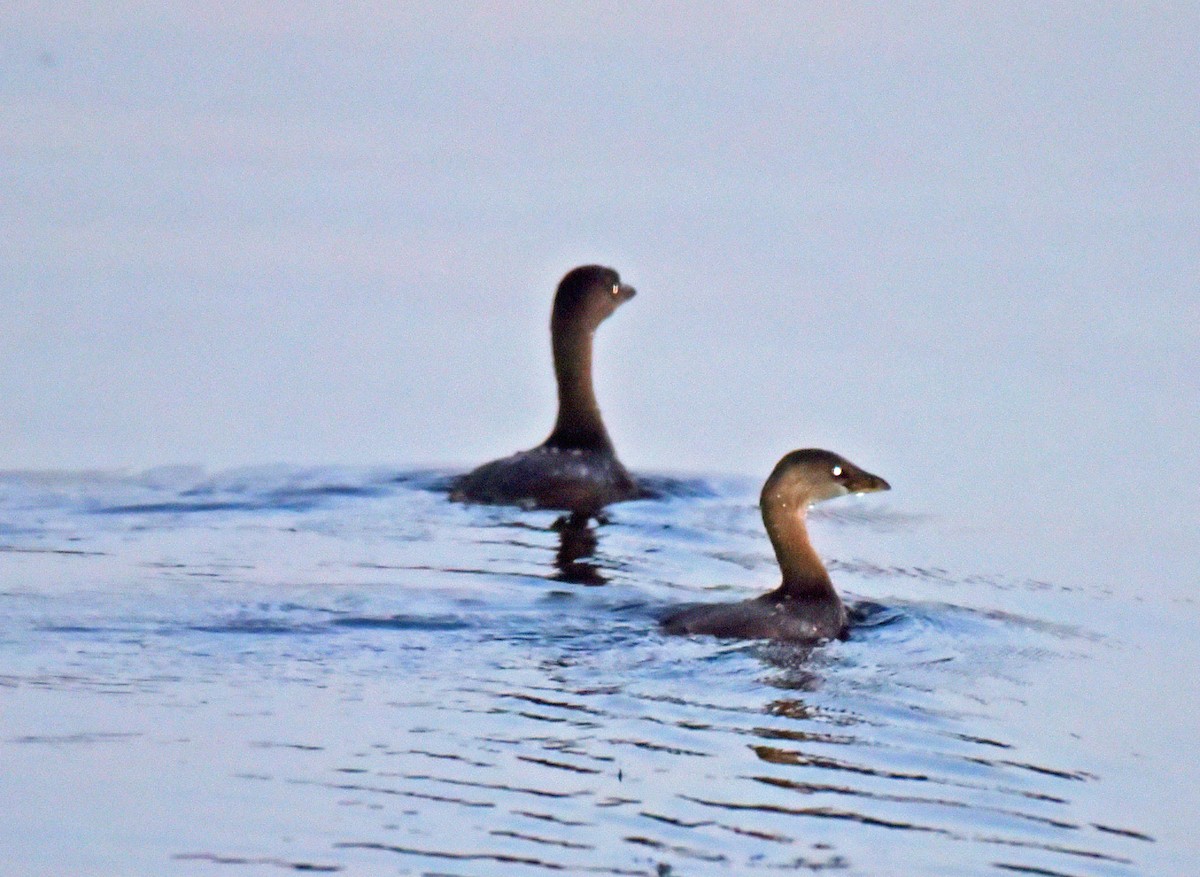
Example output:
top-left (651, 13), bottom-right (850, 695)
top-left (451, 265), bottom-right (642, 514)
top-left (661, 449), bottom-right (889, 642)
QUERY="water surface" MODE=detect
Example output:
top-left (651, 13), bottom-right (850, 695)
top-left (0, 466), bottom-right (1181, 875)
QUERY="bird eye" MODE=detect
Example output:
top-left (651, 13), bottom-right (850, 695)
top-left (612, 283), bottom-right (620, 296)
top-left (831, 465), bottom-right (843, 478)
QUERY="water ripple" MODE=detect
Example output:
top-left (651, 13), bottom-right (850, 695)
top-left (0, 466), bottom-right (1162, 875)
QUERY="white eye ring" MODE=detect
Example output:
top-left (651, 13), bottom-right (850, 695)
top-left (612, 283), bottom-right (620, 296)
top-left (831, 465), bottom-right (843, 477)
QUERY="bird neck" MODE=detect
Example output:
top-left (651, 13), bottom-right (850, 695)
top-left (544, 321), bottom-right (612, 451)
top-left (761, 495), bottom-right (838, 602)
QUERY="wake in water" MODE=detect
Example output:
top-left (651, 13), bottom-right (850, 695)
top-left (0, 467), bottom-right (1160, 875)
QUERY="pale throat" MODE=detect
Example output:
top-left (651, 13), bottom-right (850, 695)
top-left (763, 492), bottom-right (837, 598)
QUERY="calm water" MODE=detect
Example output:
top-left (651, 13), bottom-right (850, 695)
top-left (4, 7), bottom-right (1197, 875)
top-left (0, 466), bottom-right (1183, 876)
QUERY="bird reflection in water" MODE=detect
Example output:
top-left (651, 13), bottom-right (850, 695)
top-left (550, 512), bottom-right (606, 585)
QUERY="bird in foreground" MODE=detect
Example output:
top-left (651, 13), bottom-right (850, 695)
top-left (661, 449), bottom-right (890, 642)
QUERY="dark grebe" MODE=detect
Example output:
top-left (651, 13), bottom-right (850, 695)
top-left (662, 449), bottom-right (889, 642)
top-left (451, 265), bottom-right (641, 514)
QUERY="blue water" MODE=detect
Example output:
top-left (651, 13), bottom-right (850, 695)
top-left (0, 466), bottom-right (1181, 876)
top-left (3, 6), bottom-right (1197, 874)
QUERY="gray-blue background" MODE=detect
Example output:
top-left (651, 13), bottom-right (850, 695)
top-left (3, 3), bottom-right (1197, 861)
